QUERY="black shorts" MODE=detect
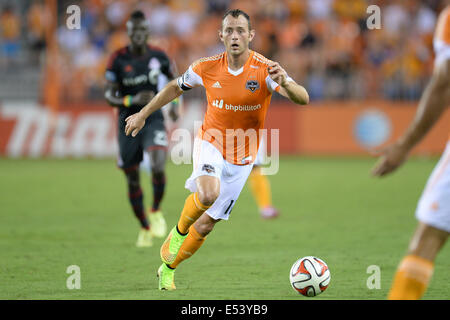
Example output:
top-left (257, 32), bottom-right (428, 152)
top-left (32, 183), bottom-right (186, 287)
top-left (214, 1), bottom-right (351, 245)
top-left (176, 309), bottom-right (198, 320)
top-left (117, 114), bottom-right (168, 170)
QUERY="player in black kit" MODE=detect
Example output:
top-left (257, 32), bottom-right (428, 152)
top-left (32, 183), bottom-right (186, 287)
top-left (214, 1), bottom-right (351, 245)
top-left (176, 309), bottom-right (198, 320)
top-left (104, 10), bottom-right (178, 247)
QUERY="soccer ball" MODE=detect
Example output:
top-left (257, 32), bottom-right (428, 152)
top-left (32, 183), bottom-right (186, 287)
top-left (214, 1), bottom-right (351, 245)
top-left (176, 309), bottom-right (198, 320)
top-left (289, 256), bottom-right (331, 297)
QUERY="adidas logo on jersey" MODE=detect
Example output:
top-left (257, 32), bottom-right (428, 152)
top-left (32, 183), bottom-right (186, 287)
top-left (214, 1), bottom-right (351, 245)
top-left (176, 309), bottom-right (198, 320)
top-left (212, 81), bottom-right (222, 88)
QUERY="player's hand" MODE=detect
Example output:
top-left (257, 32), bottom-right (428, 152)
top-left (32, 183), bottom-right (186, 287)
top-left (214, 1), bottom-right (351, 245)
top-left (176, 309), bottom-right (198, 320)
top-left (268, 62), bottom-right (288, 87)
top-left (133, 90), bottom-right (155, 106)
top-left (125, 112), bottom-right (146, 137)
top-left (371, 143), bottom-right (410, 177)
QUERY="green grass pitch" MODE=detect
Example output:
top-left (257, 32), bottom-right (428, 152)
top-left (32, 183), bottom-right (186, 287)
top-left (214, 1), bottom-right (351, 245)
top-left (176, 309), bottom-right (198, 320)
top-left (0, 156), bottom-right (448, 300)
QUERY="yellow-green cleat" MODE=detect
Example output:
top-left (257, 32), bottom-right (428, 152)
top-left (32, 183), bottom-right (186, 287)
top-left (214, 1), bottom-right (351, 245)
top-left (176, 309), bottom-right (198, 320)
top-left (160, 226), bottom-right (188, 265)
top-left (157, 263), bottom-right (176, 291)
top-left (136, 228), bottom-right (153, 248)
top-left (148, 210), bottom-right (167, 238)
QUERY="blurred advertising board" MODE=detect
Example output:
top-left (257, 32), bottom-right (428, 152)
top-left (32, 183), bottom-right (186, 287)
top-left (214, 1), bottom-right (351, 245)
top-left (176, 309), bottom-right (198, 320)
top-left (0, 100), bottom-right (448, 158)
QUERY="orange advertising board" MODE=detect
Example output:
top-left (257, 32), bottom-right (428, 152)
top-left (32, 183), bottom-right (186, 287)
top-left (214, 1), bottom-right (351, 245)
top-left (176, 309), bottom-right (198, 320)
top-left (264, 100), bottom-right (449, 156)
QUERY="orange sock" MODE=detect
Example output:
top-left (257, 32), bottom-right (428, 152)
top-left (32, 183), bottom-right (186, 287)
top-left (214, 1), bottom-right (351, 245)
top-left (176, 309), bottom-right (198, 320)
top-left (177, 192), bottom-right (210, 234)
top-left (169, 225), bottom-right (206, 269)
top-left (248, 167), bottom-right (272, 209)
top-left (387, 254), bottom-right (434, 300)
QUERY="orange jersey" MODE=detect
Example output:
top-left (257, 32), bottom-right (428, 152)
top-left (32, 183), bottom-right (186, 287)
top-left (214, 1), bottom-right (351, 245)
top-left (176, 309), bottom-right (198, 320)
top-left (433, 6), bottom-right (450, 140)
top-left (434, 5), bottom-right (450, 45)
top-left (434, 6), bottom-right (450, 65)
top-left (178, 50), bottom-right (285, 165)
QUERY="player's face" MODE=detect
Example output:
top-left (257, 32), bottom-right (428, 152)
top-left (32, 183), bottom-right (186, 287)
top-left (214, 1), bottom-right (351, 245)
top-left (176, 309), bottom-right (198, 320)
top-left (127, 19), bottom-right (149, 47)
top-left (220, 15), bottom-right (255, 56)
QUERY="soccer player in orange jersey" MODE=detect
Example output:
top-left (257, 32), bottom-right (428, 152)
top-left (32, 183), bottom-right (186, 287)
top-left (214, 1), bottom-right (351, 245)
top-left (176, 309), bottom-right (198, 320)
top-left (125, 9), bottom-right (309, 290)
top-left (371, 4), bottom-right (450, 300)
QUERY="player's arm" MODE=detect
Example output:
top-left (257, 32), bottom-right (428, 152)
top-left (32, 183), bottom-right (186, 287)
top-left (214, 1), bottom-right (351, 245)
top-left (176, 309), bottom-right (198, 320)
top-left (104, 81), bottom-right (122, 107)
top-left (372, 59), bottom-right (450, 177)
top-left (104, 82), bottom-right (154, 108)
top-left (126, 62), bottom-right (203, 137)
top-left (125, 79), bottom-right (183, 137)
top-left (268, 61), bottom-right (309, 105)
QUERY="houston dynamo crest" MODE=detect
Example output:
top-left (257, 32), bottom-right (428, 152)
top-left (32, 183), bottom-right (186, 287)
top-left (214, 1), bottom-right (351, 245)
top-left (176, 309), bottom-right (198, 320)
top-left (245, 80), bottom-right (260, 92)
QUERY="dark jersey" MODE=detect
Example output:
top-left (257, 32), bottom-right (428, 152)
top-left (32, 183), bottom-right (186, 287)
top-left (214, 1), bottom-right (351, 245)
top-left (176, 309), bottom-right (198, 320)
top-left (105, 45), bottom-right (173, 120)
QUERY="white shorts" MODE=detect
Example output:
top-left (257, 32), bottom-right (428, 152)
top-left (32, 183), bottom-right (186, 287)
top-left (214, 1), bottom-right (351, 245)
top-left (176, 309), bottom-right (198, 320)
top-left (415, 141), bottom-right (450, 233)
top-left (185, 138), bottom-right (254, 220)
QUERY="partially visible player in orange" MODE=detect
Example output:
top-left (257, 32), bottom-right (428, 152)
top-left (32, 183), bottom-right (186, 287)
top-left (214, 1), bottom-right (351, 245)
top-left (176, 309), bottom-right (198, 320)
top-left (371, 4), bottom-right (450, 300)
top-left (125, 9), bottom-right (309, 290)
top-left (248, 138), bottom-right (280, 219)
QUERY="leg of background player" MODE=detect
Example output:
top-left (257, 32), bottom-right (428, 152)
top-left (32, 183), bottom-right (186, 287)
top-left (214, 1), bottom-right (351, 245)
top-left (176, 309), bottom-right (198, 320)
top-left (147, 148), bottom-right (168, 238)
top-left (249, 166), bottom-right (279, 219)
top-left (124, 167), bottom-right (150, 230)
top-left (149, 148), bottom-right (166, 212)
top-left (124, 167), bottom-right (153, 247)
top-left (388, 222), bottom-right (448, 299)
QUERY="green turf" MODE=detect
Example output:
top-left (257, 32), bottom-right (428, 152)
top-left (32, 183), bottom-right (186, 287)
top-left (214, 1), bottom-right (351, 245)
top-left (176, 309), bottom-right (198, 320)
top-left (0, 156), bottom-right (448, 300)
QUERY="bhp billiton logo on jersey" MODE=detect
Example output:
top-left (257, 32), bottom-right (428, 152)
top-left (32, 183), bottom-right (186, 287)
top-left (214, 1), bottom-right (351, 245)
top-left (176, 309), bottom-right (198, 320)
top-left (212, 99), bottom-right (224, 109)
top-left (212, 99), bottom-right (262, 112)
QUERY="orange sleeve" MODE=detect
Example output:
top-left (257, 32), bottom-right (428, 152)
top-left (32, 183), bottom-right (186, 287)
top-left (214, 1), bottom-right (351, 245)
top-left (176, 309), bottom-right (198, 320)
top-left (191, 59), bottom-right (203, 78)
top-left (435, 6), bottom-right (450, 44)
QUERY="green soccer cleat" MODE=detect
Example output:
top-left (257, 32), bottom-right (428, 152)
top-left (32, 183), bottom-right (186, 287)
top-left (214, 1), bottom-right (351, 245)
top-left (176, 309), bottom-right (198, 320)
top-left (148, 210), bottom-right (167, 238)
top-left (136, 228), bottom-right (153, 248)
top-left (160, 226), bottom-right (188, 265)
top-left (157, 263), bottom-right (176, 291)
